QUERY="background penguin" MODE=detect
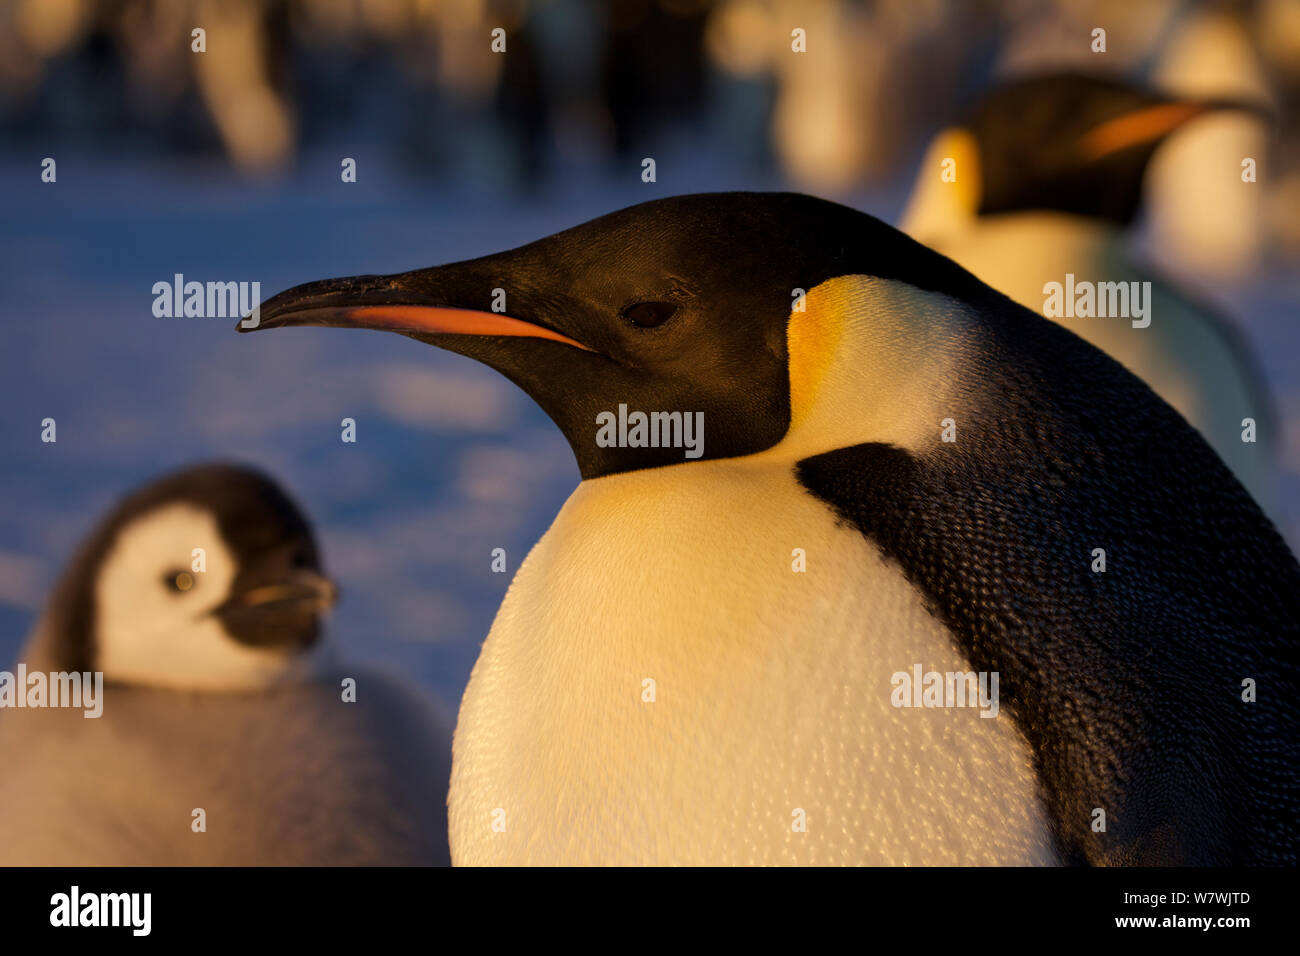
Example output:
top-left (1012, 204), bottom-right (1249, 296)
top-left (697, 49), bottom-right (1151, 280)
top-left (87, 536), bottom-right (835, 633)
top-left (898, 73), bottom-right (1278, 508)
top-left (0, 463), bottom-right (451, 866)
top-left (245, 192), bottom-right (1299, 866)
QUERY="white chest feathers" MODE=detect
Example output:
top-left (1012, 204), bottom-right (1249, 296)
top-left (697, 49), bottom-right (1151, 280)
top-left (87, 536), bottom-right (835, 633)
top-left (449, 461), bottom-right (1057, 865)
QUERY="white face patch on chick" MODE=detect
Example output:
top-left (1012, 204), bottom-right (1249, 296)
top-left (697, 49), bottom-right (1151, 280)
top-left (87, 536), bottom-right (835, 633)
top-left (93, 503), bottom-right (323, 692)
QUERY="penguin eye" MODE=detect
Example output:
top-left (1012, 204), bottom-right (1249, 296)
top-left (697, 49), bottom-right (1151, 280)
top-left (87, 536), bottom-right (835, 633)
top-left (163, 569), bottom-right (195, 593)
top-left (622, 301), bottom-right (677, 329)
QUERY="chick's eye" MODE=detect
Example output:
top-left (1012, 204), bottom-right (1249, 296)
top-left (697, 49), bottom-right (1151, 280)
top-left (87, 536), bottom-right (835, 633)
top-left (163, 569), bottom-right (195, 593)
top-left (622, 301), bottom-right (677, 328)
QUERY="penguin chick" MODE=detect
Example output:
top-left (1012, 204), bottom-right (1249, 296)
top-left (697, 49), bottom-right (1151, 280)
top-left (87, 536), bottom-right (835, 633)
top-left (0, 464), bottom-right (451, 865)
top-left (246, 193), bottom-right (1299, 866)
top-left (899, 72), bottom-right (1277, 507)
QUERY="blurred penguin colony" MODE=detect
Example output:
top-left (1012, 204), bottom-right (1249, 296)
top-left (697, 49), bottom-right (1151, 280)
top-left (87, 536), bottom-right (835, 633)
top-left (3, 0), bottom-right (1299, 277)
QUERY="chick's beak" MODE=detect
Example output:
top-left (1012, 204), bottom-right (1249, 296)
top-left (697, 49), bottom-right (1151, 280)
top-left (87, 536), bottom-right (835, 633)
top-left (210, 567), bottom-right (338, 650)
top-left (228, 569), bottom-right (338, 614)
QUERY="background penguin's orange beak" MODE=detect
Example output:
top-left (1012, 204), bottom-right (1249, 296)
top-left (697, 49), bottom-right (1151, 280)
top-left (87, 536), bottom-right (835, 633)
top-left (1077, 97), bottom-right (1270, 162)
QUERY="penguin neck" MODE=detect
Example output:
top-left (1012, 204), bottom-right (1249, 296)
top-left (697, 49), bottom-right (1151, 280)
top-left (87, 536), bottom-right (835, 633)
top-left (768, 274), bottom-right (979, 464)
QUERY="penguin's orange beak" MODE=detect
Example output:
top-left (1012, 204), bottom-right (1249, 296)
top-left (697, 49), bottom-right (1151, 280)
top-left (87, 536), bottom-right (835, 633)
top-left (241, 273), bottom-right (593, 352)
top-left (1078, 97), bottom-right (1270, 162)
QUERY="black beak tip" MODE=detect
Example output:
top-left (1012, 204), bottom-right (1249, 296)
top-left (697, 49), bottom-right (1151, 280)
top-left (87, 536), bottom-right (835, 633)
top-left (235, 274), bottom-right (406, 335)
top-left (236, 300), bottom-right (287, 333)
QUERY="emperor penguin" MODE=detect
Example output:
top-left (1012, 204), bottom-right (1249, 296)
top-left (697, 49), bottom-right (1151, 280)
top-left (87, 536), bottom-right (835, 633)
top-left (245, 193), bottom-right (1299, 866)
top-left (899, 73), bottom-right (1277, 507)
top-left (0, 464), bottom-right (451, 866)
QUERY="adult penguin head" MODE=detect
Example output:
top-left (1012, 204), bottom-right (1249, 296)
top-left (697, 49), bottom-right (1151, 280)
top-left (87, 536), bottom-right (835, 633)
top-left (902, 72), bottom-right (1270, 235)
top-left (244, 192), bottom-right (992, 479)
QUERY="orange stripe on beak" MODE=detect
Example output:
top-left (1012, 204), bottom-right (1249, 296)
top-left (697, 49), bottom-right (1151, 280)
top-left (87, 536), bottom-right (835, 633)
top-left (1078, 102), bottom-right (1210, 161)
top-left (345, 306), bottom-right (593, 351)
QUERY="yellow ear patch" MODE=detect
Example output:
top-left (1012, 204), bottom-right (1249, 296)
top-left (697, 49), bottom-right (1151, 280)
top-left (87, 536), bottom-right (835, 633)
top-left (787, 281), bottom-right (845, 426)
top-left (898, 127), bottom-right (982, 241)
top-left (941, 127), bottom-right (983, 214)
